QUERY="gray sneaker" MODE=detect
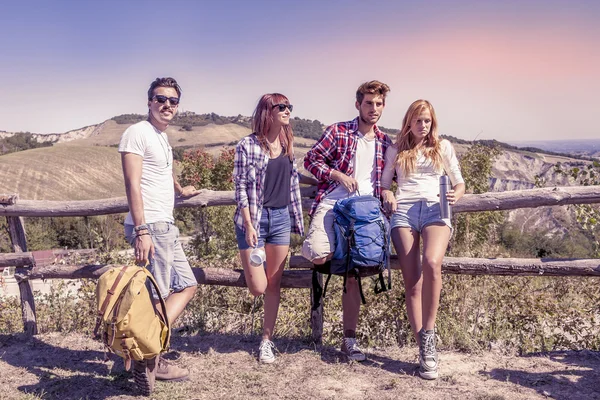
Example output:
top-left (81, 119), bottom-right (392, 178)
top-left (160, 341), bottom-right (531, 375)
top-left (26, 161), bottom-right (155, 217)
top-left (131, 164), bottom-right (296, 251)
top-left (258, 339), bottom-right (276, 364)
top-left (419, 329), bottom-right (439, 380)
top-left (341, 337), bottom-right (366, 362)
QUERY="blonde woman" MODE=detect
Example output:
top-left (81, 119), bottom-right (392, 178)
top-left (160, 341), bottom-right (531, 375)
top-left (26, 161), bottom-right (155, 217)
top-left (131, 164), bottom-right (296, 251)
top-left (381, 100), bottom-right (465, 379)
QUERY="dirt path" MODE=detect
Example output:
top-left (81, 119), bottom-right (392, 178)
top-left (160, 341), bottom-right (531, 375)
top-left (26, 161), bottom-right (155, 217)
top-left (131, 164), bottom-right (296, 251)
top-left (1, 332), bottom-right (599, 400)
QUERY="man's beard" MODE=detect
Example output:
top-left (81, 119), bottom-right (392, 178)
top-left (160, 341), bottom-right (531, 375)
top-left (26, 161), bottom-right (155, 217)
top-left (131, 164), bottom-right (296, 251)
top-left (360, 112), bottom-right (380, 125)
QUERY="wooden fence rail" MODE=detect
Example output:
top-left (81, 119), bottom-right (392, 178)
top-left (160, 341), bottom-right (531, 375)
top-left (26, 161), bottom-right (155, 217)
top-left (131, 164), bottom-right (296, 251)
top-left (2, 185), bottom-right (600, 339)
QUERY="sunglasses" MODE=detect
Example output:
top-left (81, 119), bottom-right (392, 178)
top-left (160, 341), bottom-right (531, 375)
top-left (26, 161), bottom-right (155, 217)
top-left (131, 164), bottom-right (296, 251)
top-left (272, 103), bottom-right (293, 112)
top-left (153, 95), bottom-right (180, 106)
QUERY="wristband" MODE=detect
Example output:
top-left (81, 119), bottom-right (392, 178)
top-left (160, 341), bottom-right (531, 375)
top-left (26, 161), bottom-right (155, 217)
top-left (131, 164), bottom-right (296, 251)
top-left (136, 233), bottom-right (150, 238)
top-left (134, 224), bottom-right (148, 232)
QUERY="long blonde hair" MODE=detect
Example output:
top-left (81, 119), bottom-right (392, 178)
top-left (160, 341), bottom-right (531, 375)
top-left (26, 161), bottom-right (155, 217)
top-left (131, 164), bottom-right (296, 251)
top-left (395, 100), bottom-right (442, 176)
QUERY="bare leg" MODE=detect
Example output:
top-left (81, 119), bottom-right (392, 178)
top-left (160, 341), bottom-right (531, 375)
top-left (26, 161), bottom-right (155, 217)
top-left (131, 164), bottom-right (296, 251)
top-left (421, 224), bottom-right (451, 331)
top-left (262, 244), bottom-right (289, 340)
top-left (240, 248), bottom-right (268, 297)
top-left (391, 227), bottom-right (423, 344)
top-left (342, 277), bottom-right (361, 334)
top-left (161, 286), bottom-right (197, 326)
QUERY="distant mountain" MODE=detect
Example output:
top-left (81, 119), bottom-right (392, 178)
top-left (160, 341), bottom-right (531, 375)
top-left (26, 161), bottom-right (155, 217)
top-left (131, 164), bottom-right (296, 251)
top-left (507, 139), bottom-right (600, 158)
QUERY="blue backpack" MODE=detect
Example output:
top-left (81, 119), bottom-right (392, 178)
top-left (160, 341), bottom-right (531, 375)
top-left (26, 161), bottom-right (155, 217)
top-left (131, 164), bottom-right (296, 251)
top-left (312, 195), bottom-right (391, 309)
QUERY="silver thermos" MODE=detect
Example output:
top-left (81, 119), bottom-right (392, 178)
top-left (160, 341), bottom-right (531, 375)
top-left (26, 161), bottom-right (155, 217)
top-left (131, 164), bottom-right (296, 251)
top-left (439, 175), bottom-right (451, 219)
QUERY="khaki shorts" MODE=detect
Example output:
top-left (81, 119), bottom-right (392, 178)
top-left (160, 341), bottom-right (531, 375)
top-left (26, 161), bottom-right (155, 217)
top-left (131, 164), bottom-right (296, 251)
top-left (301, 201), bottom-right (336, 261)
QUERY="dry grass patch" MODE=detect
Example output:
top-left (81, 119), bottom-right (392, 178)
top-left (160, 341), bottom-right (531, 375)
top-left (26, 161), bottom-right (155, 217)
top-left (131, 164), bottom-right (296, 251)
top-left (1, 332), bottom-right (599, 400)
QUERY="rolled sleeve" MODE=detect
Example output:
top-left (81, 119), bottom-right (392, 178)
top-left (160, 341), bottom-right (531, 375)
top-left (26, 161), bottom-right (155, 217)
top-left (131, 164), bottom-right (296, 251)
top-left (442, 140), bottom-right (464, 186)
top-left (304, 127), bottom-right (337, 181)
top-left (233, 143), bottom-right (250, 209)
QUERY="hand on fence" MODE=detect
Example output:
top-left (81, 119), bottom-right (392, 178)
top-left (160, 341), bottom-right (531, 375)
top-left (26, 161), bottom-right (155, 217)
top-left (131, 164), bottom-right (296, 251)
top-left (179, 185), bottom-right (201, 198)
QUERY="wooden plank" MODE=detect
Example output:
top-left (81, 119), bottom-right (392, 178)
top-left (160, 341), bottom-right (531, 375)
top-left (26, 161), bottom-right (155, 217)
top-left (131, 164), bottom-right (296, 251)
top-left (310, 271), bottom-right (323, 344)
top-left (0, 193), bottom-right (18, 205)
top-left (6, 216), bottom-right (38, 335)
top-left (1, 185), bottom-right (599, 217)
top-left (289, 255), bottom-right (600, 277)
top-left (0, 252), bottom-right (35, 268)
top-left (0, 186), bottom-right (317, 217)
top-left (23, 264), bottom-right (313, 288)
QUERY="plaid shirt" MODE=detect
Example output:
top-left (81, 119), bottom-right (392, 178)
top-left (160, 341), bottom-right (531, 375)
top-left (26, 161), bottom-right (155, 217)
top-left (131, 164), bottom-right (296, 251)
top-left (304, 117), bottom-right (392, 216)
top-left (233, 133), bottom-right (304, 236)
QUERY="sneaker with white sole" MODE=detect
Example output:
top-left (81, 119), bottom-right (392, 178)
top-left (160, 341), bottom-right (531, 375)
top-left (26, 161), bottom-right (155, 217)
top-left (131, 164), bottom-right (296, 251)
top-left (341, 337), bottom-right (366, 362)
top-left (419, 329), bottom-right (439, 380)
top-left (258, 339), bottom-right (276, 364)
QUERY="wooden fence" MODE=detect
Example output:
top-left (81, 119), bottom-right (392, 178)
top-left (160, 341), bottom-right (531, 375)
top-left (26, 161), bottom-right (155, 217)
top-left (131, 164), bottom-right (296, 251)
top-left (1, 185), bottom-right (600, 342)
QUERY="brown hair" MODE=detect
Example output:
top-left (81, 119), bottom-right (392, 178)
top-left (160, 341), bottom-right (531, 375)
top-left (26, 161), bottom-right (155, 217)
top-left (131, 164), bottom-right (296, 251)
top-left (147, 77), bottom-right (182, 100)
top-left (356, 80), bottom-right (391, 104)
top-left (252, 93), bottom-right (294, 161)
top-left (395, 99), bottom-right (442, 176)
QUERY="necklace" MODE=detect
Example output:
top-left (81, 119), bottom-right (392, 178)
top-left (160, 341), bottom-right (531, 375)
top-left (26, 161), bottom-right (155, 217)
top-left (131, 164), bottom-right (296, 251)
top-left (156, 131), bottom-right (172, 168)
top-left (266, 137), bottom-right (281, 157)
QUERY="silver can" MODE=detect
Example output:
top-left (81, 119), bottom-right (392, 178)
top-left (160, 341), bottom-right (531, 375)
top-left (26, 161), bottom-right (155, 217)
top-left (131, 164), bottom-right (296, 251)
top-left (439, 175), bottom-right (452, 219)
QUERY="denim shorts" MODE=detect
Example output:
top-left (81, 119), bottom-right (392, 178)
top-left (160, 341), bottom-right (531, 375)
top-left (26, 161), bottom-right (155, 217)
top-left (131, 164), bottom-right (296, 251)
top-left (235, 206), bottom-right (291, 250)
top-left (390, 201), bottom-right (452, 233)
top-left (125, 222), bottom-right (197, 300)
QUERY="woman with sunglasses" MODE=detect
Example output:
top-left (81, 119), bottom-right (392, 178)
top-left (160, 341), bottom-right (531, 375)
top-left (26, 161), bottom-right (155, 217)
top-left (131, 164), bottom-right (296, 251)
top-left (381, 100), bottom-right (465, 380)
top-left (233, 93), bottom-right (315, 363)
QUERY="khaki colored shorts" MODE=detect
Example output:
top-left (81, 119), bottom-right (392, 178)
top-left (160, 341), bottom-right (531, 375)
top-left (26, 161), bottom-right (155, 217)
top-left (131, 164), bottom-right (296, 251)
top-left (301, 201), bottom-right (336, 262)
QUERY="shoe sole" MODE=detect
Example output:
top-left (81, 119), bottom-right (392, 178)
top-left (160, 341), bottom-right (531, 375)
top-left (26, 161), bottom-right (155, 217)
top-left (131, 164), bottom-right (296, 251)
top-left (133, 362), bottom-right (153, 396)
top-left (419, 369), bottom-right (439, 380)
top-left (156, 375), bottom-right (190, 382)
top-left (259, 357), bottom-right (276, 364)
top-left (343, 352), bottom-right (366, 362)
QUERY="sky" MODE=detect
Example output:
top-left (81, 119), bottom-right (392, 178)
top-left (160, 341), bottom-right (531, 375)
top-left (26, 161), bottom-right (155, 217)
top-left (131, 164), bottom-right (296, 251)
top-left (0, 0), bottom-right (598, 142)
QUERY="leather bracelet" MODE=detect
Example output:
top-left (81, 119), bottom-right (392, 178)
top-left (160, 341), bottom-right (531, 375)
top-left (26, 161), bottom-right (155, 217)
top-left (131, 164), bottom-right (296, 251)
top-left (136, 233), bottom-right (150, 238)
top-left (134, 224), bottom-right (148, 232)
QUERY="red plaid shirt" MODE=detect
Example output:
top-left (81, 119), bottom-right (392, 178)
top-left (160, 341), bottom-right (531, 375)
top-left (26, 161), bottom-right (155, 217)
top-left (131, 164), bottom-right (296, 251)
top-left (304, 117), bottom-right (392, 216)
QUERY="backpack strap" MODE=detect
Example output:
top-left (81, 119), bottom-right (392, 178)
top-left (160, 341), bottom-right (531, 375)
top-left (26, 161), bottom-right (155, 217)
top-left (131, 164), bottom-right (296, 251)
top-left (374, 272), bottom-right (387, 294)
top-left (94, 265), bottom-right (130, 338)
top-left (322, 273), bottom-right (333, 302)
top-left (311, 270), bottom-right (323, 311)
top-left (142, 267), bottom-right (171, 346)
top-left (355, 271), bottom-right (367, 305)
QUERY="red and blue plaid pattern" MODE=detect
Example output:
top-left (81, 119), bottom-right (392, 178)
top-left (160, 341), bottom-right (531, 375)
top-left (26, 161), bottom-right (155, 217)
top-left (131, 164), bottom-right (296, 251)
top-left (304, 117), bottom-right (392, 216)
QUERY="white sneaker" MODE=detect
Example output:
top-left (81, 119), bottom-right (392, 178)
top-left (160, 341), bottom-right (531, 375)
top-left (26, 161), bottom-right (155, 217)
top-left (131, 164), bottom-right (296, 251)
top-left (258, 339), bottom-right (276, 364)
top-left (341, 337), bottom-right (366, 362)
top-left (419, 329), bottom-right (439, 380)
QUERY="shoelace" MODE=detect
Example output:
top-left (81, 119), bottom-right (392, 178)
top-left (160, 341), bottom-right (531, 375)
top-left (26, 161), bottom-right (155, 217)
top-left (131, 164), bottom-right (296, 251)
top-left (344, 337), bottom-right (360, 353)
top-left (421, 332), bottom-right (436, 358)
top-left (259, 340), bottom-right (275, 358)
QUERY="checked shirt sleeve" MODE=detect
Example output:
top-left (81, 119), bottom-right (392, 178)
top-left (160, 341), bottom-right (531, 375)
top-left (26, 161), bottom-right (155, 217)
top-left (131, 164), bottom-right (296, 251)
top-left (233, 141), bottom-right (249, 209)
top-left (304, 125), bottom-right (338, 182)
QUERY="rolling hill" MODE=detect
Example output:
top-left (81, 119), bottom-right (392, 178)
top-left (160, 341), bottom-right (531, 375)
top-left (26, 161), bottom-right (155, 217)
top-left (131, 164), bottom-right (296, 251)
top-left (0, 117), bottom-right (589, 206)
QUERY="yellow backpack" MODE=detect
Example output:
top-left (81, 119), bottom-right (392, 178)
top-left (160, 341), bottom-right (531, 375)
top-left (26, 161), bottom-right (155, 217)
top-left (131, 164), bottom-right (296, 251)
top-left (94, 265), bottom-right (170, 370)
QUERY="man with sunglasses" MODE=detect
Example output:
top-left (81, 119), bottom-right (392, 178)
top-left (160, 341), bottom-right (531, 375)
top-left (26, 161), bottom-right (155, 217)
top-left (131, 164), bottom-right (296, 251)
top-left (118, 77), bottom-right (199, 395)
top-left (302, 80), bottom-right (392, 362)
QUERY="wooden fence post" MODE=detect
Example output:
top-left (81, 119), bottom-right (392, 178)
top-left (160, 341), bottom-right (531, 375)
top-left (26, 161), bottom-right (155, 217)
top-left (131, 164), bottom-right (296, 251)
top-left (310, 272), bottom-right (323, 344)
top-left (6, 216), bottom-right (38, 335)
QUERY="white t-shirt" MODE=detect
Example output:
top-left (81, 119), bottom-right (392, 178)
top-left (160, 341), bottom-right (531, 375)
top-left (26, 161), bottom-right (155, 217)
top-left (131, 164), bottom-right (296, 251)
top-left (324, 132), bottom-right (376, 203)
top-left (118, 120), bottom-right (175, 224)
top-left (381, 139), bottom-right (464, 203)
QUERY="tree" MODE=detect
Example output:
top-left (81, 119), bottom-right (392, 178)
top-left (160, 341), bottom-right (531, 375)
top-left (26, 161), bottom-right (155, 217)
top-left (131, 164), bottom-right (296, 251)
top-left (176, 148), bottom-right (237, 259)
top-left (550, 161), bottom-right (600, 257)
top-left (450, 142), bottom-right (504, 256)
